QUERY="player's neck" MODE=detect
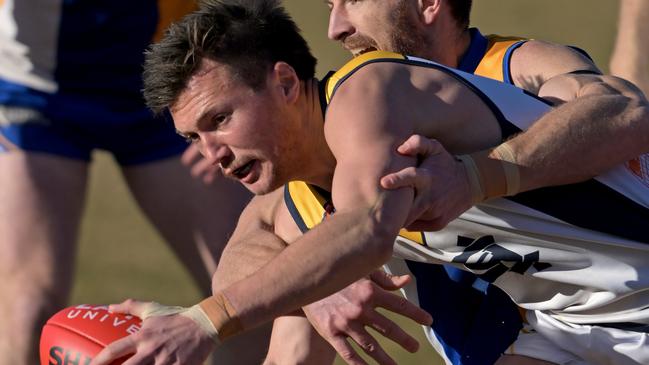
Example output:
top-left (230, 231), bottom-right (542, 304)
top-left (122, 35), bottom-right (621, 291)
top-left (424, 26), bottom-right (472, 68)
top-left (295, 78), bottom-right (336, 190)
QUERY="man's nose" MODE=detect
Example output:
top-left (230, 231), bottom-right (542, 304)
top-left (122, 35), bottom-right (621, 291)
top-left (328, 5), bottom-right (355, 41)
top-left (201, 137), bottom-right (232, 168)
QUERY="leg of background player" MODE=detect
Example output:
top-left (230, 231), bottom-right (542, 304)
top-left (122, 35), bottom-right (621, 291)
top-left (265, 316), bottom-right (336, 365)
top-left (610, 0), bottom-right (649, 97)
top-left (0, 150), bottom-right (89, 364)
top-left (123, 156), bottom-right (276, 364)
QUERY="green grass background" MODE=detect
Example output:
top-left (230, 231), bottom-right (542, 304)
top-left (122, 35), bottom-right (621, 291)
top-left (70, 1), bottom-right (620, 363)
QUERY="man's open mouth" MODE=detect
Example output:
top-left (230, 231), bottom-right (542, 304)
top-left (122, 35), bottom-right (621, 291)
top-left (353, 47), bottom-right (377, 57)
top-left (232, 160), bottom-right (256, 179)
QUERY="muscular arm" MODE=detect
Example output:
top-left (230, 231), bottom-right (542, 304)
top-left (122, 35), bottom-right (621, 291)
top-left (383, 41), bottom-right (649, 229)
top-left (503, 41), bottom-right (649, 192)
top-left (211, 189), bottom-right (288, 293)
top-left (219, 65), bottom-right (417, 334)
top-left (503, 72), bottom-right (649, 192)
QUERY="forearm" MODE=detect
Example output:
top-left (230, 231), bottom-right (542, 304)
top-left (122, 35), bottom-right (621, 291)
top-left (211, 231), bottom-right (288, 293)
top-left (219, 208), bottom-right (396, 333)
top-left (470, 94), bottom-right (649, 198)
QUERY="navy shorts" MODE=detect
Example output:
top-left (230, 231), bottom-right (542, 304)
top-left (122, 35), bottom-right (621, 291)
top-left (0, 78), bottom-right (187, 165)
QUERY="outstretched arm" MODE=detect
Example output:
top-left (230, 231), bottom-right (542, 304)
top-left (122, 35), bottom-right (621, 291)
top-left (218, 68), bottom-right (418, 338)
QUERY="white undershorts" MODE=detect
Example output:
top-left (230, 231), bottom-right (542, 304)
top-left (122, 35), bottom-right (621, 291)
top-left (505, 310), bottom-right (649, 365)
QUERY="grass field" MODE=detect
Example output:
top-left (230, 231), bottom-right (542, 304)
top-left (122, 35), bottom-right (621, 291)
top-left (70, 1), bottom-right (620, 363)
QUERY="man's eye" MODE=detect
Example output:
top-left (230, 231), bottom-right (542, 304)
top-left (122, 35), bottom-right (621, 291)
top-left (212, 113), bottom-right (231, 128)
top-left (184, 134), bottom-right (199, 144)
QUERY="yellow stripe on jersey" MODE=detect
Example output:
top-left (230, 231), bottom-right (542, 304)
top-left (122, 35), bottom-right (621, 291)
top-left (399, 229), bottom-right (425, 245)
top-left (286, 182), bottom-right (426, 245)
top-left (325, 51), bottom-right (406, 103)
top-left (474, 35), bottom-right (526, 81)
top-left (153, 0), bottom-right (198, 42)
top-left (287, 181), bottom-right (329, 229)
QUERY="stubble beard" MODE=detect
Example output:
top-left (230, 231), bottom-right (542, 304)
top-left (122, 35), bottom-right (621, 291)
top-left (390, 1), bottom-right (428, 57)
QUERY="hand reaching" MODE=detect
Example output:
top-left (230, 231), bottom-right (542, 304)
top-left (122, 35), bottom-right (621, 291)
top-left (303, 270), bottom-right (432, 365)
top-left (381, 135), bottom-right (472, 231)
top-left (90, 299), bottom-right (215, 365)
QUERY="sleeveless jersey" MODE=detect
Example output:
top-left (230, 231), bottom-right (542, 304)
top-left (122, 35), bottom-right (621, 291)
top-left (289, 50), bottom-right (649, 364)
top-left (0, 0), bottom-right (195, 94)
top-left (0, 1), bottom-right (195, 164)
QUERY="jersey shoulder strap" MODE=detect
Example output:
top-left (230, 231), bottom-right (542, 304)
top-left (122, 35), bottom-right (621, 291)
top-left (323, 51), bottom-right (407, 103)
top-left (474, 35), bottom-right (527, 83)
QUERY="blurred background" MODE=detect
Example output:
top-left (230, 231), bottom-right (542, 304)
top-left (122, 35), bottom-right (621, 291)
top-left (70, 1), bottom-right (620, 363)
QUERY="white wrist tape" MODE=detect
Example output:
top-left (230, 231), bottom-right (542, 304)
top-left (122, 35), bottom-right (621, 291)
top-left (138, 302), bottom-right (220, 344)
top-left (457, 154), bottom-right (486, 204)
top-left (492, 142), bottom-right (520, 196)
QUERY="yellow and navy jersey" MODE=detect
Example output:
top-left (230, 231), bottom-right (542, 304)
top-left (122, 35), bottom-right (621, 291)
top-left (0, 0), bottom-right (196, 95)
top-left (460, 29), bottom-right (527, 84)
top-left (289, 48), bottom-right (649, 365)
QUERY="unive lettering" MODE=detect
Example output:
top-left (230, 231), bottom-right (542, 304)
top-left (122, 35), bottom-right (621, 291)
top-left (63, 305), bottom-right (139, 333)
top-left (127, 323), bottom-right (141, 334)
top-left (66, 310), bottom-right (81, 319)
top-left (82, 311), bottom-right (99, 320)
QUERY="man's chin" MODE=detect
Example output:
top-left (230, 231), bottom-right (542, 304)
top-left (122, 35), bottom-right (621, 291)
top-left (243, 180), bottom-right (283, 195)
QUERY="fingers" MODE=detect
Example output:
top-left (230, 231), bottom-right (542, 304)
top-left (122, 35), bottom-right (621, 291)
top-left (377, 293), bottom-right (432, 326)
top-left (109, 299), bottom-right (148, 317)
top-left (181, 144), bottom-right (202, 166)
top-left (366, 311), bottom-right (420, 353)
top-left (396, 135), bottom-right (443, 157)
top-left (369, 270), bottom-right (411, 290)
top-left (346, 326), bottom-right (398, 365)
top-left (90, 336), bottom-right (136, 365)
top-left (190, 156), bottom-right (219, 184)
top-left (380, 166), bottom-right (419, 190)
top-left (329, 337), bottom-right (370, 365)
top-left (382, 136), bottom-right (444, 189)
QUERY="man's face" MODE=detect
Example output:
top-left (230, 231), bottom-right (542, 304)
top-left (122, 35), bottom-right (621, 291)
top-left (171, 59), bottom-right (301, 195)
top-left (327, 0), bottom-right (426, 57)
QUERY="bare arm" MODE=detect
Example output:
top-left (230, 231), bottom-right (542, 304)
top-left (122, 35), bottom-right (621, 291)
top-left (383, 41), bottom-right (649, 229)
top-left (484, 41), bottom-right (649, 193)
top-left (503, 72), bottom-right (649, 192)
top-left (211, 190), bottom-right (288, 293)
top-left (218, 64), bottom-right (417, 335)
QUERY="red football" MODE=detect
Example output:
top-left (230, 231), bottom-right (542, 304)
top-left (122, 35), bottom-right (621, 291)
top-left (40, 304), bottom-right (142, 365)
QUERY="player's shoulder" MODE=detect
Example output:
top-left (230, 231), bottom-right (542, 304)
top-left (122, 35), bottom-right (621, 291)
top-left (510, 39), bottom-right (600, 92)
top-left (326, 51), bottom-right (453, 102)
top-left (239, 187), bottom-right (285, 228)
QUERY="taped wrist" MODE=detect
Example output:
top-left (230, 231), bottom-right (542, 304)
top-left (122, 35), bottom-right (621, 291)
top-left (136, 301), bottom-right (222, 344)
top-left (198, 292), bottom-right (243, 342)
top-left (458, 142), bottom-right (521, 203)
top-left (456, 154), bottom-right (485, 204)
top-left (491, 142), bottom-right (520, 196)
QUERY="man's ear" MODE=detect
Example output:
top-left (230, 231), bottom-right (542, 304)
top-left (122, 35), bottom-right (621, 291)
top-left (419, 0), bottom-right (442, 25)
top-left (272, 62), bottom-right (300, 103)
